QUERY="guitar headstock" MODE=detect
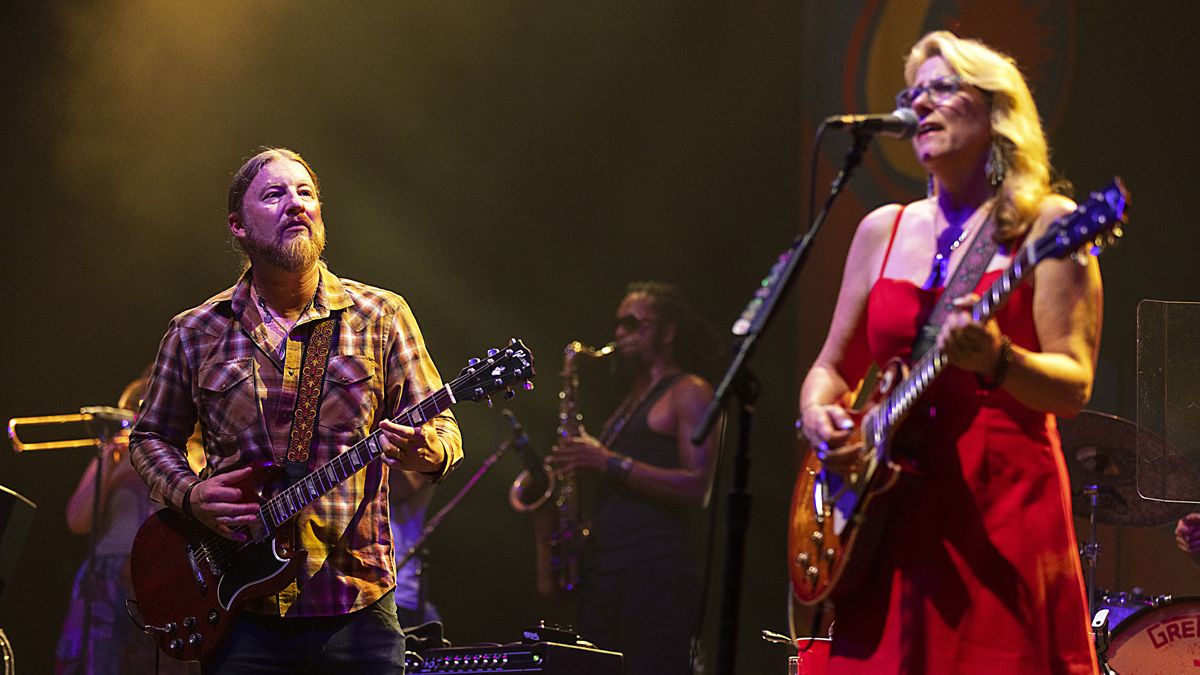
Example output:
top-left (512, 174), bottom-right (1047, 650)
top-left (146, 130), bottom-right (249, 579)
top-left (1033, 177), bottom-right (1130, 263)
top-left (451, 338), bottom-right (536, 406)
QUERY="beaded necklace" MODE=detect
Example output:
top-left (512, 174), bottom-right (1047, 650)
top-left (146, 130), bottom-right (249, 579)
top-left (251, 283), bottom-right (316, 358)
top-left (924, 200), bottom-right (993, 289)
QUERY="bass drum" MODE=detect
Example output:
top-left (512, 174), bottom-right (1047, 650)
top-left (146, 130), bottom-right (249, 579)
top-left (1107, 595), bottom-right (1200, 674)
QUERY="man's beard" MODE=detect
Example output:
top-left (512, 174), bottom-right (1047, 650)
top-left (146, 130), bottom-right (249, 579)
top-left (241, 223), bottom-right (326, 272)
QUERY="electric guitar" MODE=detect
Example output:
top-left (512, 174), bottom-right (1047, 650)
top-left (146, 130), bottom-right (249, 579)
top-left (129, 338), bottom-right (535, 661)
top-left (789, 180), bottom-right (1129, 605)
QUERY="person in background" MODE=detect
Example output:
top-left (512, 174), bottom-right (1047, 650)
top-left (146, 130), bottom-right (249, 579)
top-left (56, 372), bottom-right (201, 675)
top-left (550, 281), bottom-right (721, 675)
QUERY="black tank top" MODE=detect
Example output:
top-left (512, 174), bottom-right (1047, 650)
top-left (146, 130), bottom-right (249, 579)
top-left (589, 373), bottom-right (701, 571)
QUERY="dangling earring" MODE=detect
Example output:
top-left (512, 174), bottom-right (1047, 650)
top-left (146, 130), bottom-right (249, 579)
top-left (926, 174), bottom-right (935, 198)
top-left (986, 140), bottom-right (1007, 188)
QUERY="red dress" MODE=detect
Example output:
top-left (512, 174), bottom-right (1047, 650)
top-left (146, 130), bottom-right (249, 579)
top-left (826, 215), bottom-right (1099, 674)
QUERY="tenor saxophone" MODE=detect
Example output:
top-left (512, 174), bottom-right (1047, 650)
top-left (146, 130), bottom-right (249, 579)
top-left (509, 340), bottom-right (615, 602)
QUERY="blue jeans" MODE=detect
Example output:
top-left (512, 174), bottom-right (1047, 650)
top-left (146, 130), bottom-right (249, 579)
top-left (202, 590), bottom-right (405, 674)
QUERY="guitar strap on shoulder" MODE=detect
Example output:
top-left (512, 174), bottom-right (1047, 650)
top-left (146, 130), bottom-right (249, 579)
top-left (282, 315), bottom-right (339, 484)
top-left (909, 215), bottom-right (1001, 363)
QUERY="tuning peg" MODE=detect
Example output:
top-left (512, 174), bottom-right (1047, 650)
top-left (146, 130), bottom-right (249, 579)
top-left (522, 381), bottom-right (534, 391)
top-left (504, 388), bottom-right (516, 400)
top-left (1112, 225), bottom-right (1124, 239)
top-left (467, 357), bottom-right (480, 367)
top-left (487, 348), bottom-right (499, 357)
top-left (484, 395), bottom-right (494, 409)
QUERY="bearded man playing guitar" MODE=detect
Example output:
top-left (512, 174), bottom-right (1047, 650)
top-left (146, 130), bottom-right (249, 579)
top-left (130, 147), bottom-right (462, 673)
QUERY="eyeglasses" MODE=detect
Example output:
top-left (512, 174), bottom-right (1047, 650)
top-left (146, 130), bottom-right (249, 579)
top-left (614, 315), bottom-right (654, 332)
top-left (895, 75), bottom-right (963, 110)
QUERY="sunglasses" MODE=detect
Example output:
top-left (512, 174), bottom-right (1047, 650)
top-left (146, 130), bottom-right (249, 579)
top-left (895, 74), bottom-right (963, 110)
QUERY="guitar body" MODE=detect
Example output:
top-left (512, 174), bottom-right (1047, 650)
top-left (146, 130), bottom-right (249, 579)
top-left (789, 358), bottom-right (916, 605)
top-left (129, 509), bottom-right (305, 662)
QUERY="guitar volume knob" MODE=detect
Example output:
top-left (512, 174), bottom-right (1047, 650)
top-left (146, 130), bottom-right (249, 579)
top-left (208, 610), bottom-right (220, 625)
top-left (810, 531), bottom-right (824, 544)
top-left (182, 615), bottom-right (197, 629)
top-left (824, 547), bottom-right (836, 561)
top-left (796, 552), bottom-right (810, 566)
top-left (188, 633), bottom-right (203, 646)
top-left (806, 565), bottom-right (820, 580)
top-left (169, 638), bottom-right (184, 652)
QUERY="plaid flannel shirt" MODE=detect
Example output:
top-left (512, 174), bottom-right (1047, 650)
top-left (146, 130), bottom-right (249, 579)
top-left (130, 264), bottom-right (462, 617)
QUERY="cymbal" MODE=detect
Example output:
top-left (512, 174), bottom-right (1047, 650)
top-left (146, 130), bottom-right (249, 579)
top-left (1058, 410), bottom-right (1197, 527)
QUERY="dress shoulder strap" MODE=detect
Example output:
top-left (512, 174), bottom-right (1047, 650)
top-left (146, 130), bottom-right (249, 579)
top-left (876, 204), bottom-right (906, 279)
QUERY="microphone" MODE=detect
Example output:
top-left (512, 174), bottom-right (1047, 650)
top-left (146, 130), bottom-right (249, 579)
top-left (823, 108), bottom-right (918, 139)
top-left (502, 409), bottom-right (548, 493)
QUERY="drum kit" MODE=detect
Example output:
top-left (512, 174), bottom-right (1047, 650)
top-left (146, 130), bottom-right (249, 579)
top-left (1059, 410), bottom-right (1200, 673)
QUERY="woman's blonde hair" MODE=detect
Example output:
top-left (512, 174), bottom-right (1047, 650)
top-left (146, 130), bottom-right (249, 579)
top-left (904, 31), bottom-right (1057, 242)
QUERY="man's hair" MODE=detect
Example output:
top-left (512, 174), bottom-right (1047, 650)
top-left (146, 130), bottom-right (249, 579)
top-left (227, 147), bottom-right (320, 216)
top-left (626, 281), bottom-right (723, 383)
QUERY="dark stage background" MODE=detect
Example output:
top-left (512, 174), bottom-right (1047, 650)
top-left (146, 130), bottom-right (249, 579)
top-left (1, 2), bottom-right (1197, 672)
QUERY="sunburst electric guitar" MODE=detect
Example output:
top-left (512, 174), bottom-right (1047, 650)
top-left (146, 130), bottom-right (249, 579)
top-left (129, 338), bottom-right (535, 661)
top-left (789, 180), bottom-right (1129, 606)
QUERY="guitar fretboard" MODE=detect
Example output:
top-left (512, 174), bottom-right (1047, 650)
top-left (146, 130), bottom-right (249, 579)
top-left (866, 244), bottom-right (1037, 446)
top-left (258, 385), bottom-right (457, 533)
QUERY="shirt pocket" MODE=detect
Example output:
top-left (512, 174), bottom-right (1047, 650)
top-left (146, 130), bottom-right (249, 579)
top-left (196, 358), bottom-right (259, 438)
top-left (318, 354), bottom-right (378, 433)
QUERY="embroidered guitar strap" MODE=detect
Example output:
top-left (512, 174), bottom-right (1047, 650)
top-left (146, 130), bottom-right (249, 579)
top-left (283, 315), bottom-right (338, 475)
top-left (910, 216), bottom-right (1001, 363)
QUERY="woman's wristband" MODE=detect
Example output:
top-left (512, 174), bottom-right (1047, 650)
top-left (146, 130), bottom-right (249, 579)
top-left (605, 453), bottom-right (635, 484)
top-left (979, 335), bottom-right (1014, 391)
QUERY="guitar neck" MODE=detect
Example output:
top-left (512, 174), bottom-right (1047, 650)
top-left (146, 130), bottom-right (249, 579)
top-left (873, 246), bottom-right (1035, 436)
top-left (257, 384), bottom-right (456, 535)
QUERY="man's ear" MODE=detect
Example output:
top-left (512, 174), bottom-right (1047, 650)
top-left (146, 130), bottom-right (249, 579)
top-left (228, 212), bottom-right (244, 238)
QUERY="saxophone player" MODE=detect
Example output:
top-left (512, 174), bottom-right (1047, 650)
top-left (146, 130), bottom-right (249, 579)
top-left (549, 281), bottom-right (722, 675)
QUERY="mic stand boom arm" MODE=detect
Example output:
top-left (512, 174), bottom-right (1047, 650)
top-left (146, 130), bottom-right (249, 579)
top-left (395, 439), bottom-right (514, 621)
top-left (694, 129), bottom-right (875, 675)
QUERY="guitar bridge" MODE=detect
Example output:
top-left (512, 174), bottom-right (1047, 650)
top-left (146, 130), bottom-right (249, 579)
top-left (185, 545), bottom-right (209, 594)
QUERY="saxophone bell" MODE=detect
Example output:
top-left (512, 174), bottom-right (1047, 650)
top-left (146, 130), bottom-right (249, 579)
top-left (504, 409), bottom-right (556, 512)
top-left (509, 466), bottom-right (556, 513)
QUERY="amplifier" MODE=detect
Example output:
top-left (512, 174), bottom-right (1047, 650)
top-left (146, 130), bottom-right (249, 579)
top-left (412, 642), bottom-right (622, 674)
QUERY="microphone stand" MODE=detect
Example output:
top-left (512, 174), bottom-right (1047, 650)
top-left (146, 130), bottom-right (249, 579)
top-left (396, 439), bottom-right (514, 618)
top-left (693, 129), bottom-right (876, 675)
top-left (79, 411), bottom-right (131, 670)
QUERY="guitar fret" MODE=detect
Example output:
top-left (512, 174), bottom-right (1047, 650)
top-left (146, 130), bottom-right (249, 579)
top-left (365, 434), bottom-right (383, 458)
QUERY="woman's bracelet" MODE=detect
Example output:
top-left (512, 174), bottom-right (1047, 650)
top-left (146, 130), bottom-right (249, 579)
top-left (605, 453), bottom-right (635, 484)
top-left (979, 335), bottom-right (1014, 391)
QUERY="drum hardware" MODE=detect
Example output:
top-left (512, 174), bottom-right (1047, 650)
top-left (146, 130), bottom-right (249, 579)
top-left (1058, 411), bottom-right (1196, 528)
top-left (1058, 411), bottom-right (1199, 619)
